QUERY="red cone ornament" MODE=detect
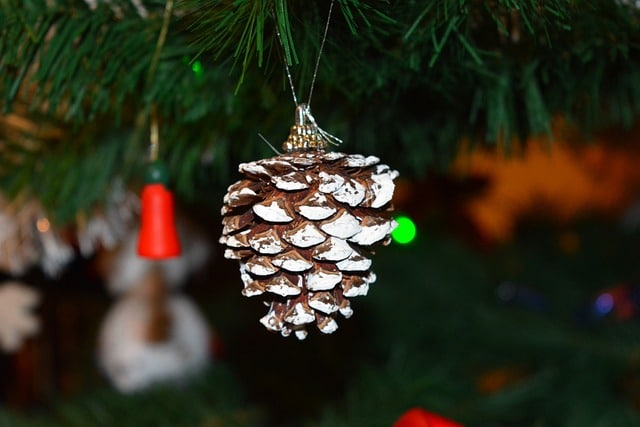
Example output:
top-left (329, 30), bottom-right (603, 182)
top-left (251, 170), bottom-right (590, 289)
top-left (393, 408), bottom-right (463, 427)
top-left (137, 162), bottom-right (181, 258)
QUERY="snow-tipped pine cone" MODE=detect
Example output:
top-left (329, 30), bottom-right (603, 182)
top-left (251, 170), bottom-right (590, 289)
top-left (220, 151), bottom-right (398, 339)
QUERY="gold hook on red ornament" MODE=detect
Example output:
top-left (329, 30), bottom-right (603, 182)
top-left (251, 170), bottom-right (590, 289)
top-left (149, 105), bottom-right (159, 162)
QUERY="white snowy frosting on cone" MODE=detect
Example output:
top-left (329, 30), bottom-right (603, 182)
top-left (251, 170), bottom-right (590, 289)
top-left (306, 268), bottom-right (343, 291)
top-left (312, 237), bottom-right (353, 261)
top-left (271, 171), bottom-right (309, 191)
top-left (333, 179), bottom-right (366, 207)
top-left (336, 252), bottom-right (372, 271)
top-left (264, 274), bottom-right (302, 296)
top-left (284, 302), bottom-right (315, 325)
top-left (272, 250), bottom-right (315, 272)
top-left (282, 223), bottom-right (326, 247)
top-left (320, 210), bottom-right (360, 239)
top-left (349, 217), bottom-right (398, 246)
top-left (253, 199), bottom-right (295, 222)
top-left (249, 229), bottom-right (286, 254)
top-left (370, 166), bottom-right (400, 208)
top-left (318, 172), bottom-right (345, 193)
top-left (296, 192), bottom-right (336, 220)
top-left (308, 291), bottom-right (340, 314)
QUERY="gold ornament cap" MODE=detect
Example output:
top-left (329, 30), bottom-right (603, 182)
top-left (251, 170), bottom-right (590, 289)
top-left (282, 104), bottom-right (342, 152)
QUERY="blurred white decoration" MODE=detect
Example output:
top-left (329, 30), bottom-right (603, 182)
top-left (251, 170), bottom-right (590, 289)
top-left (97, 215), bottom-right (212, 392)
top-left (0, 194), bottom-right (73, 277)
top-left (0, 183), bottom-right (140, 277)
top-left (76, 183), bottom-right (139, 257)
top-left (0, 195), bottom-right (40, 275)
top-left (0, 281), bottom-right (40, 352)
top-left (36, 216), bottom-right (74, 277)
top-left (98, 285), bottom-right (210, 393)
top-left (105, 218), bottom-right (210, 295)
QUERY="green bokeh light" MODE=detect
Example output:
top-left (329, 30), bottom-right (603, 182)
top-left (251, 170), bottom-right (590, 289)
top-left (191, 60), bottom-right (204, 76)
top-left (392, 215), bottom-right (417, 245)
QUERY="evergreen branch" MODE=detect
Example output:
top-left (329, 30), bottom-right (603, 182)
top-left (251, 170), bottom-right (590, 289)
top-left (2, 0), bottom-right (640, 220)
top-left (184, 0), bottom-right (387, 83)
top-left (0, 367), bottom-right (263, 427)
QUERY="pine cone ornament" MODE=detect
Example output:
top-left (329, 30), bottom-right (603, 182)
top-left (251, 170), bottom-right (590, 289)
top-left (220, 104), bottom-right (398, 339)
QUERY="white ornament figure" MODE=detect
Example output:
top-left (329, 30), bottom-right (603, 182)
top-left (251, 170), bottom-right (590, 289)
top-left (76, 182), bottom-right (140, 258)
top-left (0, 282), bottom-right (40, 352)
top-left (97, 268), bottom-right (210, 393)
top-left (36, 217), bottom-right (75, 278)
top-left (103, 218), bottom-right (210, 295)
top-left (96, 216), bottom-right (212, 393)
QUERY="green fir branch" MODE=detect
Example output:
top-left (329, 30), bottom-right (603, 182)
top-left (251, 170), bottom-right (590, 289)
top-left (1, 0), bottom-right (640, 219)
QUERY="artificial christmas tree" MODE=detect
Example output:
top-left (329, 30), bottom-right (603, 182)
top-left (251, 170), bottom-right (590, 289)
top-left (2, 1), bottom-right (640, 426)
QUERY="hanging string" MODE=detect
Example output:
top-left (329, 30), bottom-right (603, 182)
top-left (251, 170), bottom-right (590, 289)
top-left (149, 105), bottom-right (159, 162)
top-left (274, 0), bottom-right (335, 108)
top-left (272, 0), bottom-right (342, 151)
top-left (273, 13), bottom-right (299, 106)
top-left (146, 0), bottom-right (174, 88)
top-left (143, 0), bottom-right (174, 162)
top-left (307, 0), bottom-right (335, 106)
